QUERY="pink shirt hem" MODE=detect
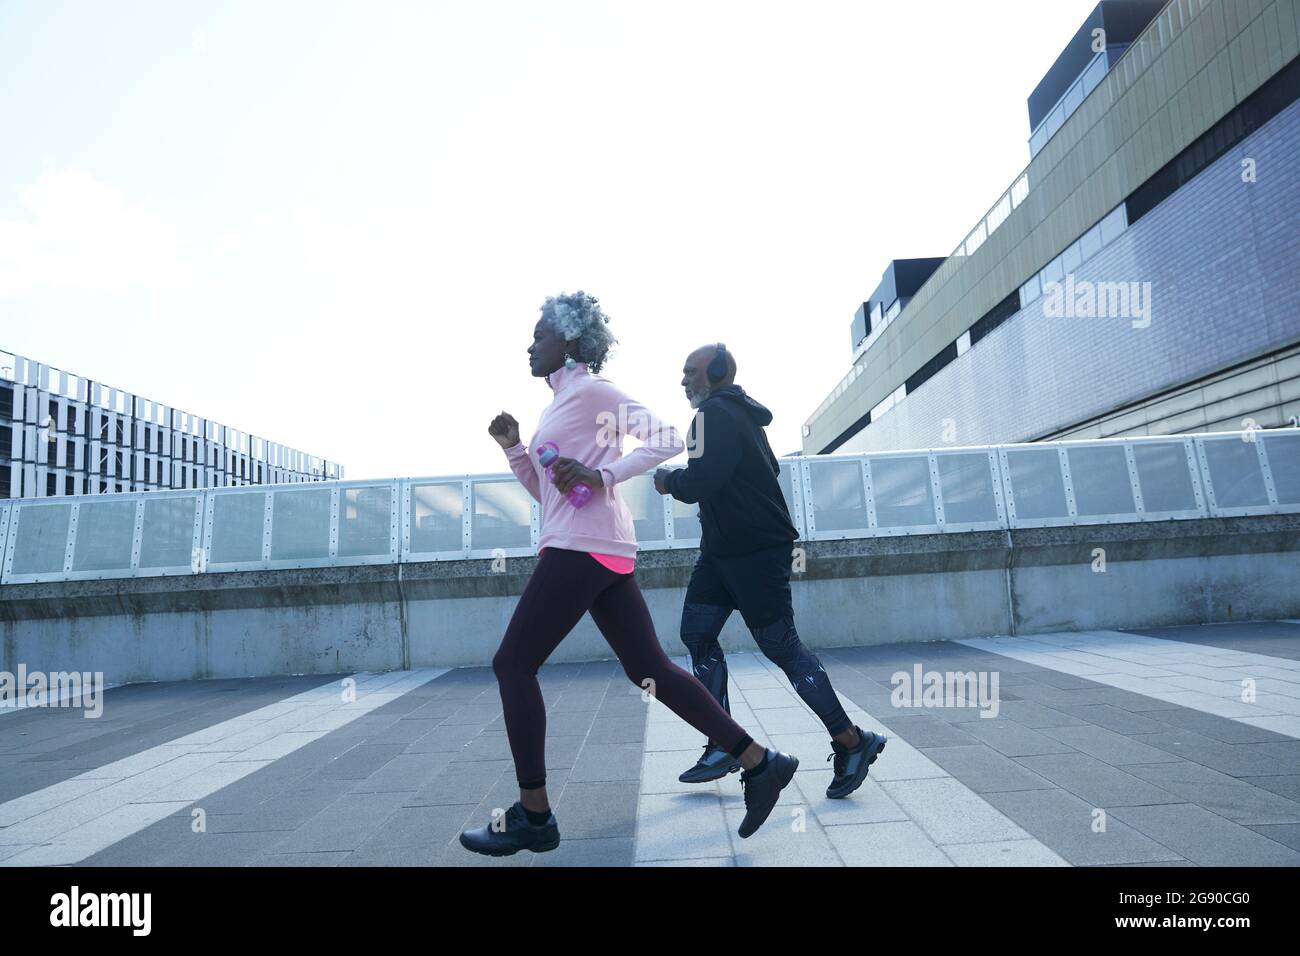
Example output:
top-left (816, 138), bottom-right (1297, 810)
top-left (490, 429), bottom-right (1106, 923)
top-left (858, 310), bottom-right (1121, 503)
top-left (539, 547), bottom-right (635, 574)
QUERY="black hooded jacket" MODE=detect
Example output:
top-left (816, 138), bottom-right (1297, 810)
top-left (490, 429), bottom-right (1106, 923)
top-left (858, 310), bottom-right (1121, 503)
top-left (664, 385), bottom-right (798, 557)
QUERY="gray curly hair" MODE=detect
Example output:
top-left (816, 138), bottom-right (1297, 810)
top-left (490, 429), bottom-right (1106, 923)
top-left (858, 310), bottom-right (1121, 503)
top-left (539, 290), bottom-right (617, 373)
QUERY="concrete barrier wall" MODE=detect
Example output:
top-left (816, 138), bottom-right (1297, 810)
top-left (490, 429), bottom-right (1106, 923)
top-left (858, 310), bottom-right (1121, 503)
top-left (3, 514), bottom-right (1299, 686)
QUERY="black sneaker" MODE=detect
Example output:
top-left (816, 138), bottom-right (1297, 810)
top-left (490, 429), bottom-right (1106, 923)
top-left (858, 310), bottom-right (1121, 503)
top-left (826, 727), bottom-right (886, 799)
top-left (459, 802), bottom-right (560, 856)
top-left (678, 744), bottom-right (742, 783)
top-left (737, 749), bottom-right (799, 838)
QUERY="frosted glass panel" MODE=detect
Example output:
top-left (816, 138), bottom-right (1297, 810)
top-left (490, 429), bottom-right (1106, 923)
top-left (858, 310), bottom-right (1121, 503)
top-left (270, 488), bottom-right (332, 560)
top-left (410, 482), bottom-right (463, 554)
top-left (1202, 439), bottom-right (1268, 508)
top-left (936, 454), bottom-right (998, 524)
top-left (1006, 449), bottom-right (1068, 520)
top-left (470, 480), bottom-right (531, 550)
top-left (1262, 432), bottom-right (1300, 505)
top-left (339, 485), bottom-right (393, 558)
top-left (776, 461), bottom-right (798, 525)
top-left (140, 496), bottom-right (199, 570)
top-left (71, 499), bottom-right (136, 572)
top-left (870, 456), bottom-right (935, 529)
top-left (666, 467), bottom-right (702, 541)
top-left (11, 503), bottom-right (72, 574)
top-left (672, 500), bottom-right (701, 541)
top-left (1067, 444), bottom-right (1136, 517)
top-left (807, 459), bottom-right (867, 532)
top-left (210, 492), bottom-right (266, 564)
top-left (621, 473), bottom-right (666, 543)
top-left (1132, 442), bottom-right (1197, 513)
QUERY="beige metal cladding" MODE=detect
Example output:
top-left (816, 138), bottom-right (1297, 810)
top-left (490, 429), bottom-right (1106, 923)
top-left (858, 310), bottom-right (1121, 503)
top-left (804, 0), bottom-right (1300, 454)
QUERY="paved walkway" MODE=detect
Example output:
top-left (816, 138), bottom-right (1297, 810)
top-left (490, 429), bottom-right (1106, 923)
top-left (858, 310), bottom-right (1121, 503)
top-left (2, 622), bottom-right (1299, 866)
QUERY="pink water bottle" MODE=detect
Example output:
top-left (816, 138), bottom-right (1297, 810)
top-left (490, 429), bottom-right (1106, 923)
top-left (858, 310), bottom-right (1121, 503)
top-left (536, 442), bottom-right (593, 508)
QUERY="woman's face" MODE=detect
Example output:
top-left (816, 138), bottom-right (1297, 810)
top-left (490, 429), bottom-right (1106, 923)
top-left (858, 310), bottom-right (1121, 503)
top-left (527, 319), bottom-right (570, 377)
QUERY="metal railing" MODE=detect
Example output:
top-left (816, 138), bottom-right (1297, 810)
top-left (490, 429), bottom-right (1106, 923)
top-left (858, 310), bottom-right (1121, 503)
top-left (2, 430), bottom-right (1297, 585)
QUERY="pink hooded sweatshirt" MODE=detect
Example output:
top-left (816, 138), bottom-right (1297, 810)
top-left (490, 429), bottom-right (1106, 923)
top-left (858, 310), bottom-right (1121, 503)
top-left (503, 362), bottom-right (684, 564)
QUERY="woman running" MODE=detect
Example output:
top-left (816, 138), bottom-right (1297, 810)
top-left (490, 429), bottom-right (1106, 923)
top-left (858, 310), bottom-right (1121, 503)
top-left (459, 291), bottom-right (798, 856)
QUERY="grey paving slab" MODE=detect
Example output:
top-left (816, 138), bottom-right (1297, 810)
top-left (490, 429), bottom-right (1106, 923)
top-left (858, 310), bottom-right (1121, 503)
top-left (637, 857), bottom-right (734, 866)
top-left (925, 703), bottom-right (990, 724)
top-left (501, 711), bottom-right (592, 737)
top-left (942, 840), bottom-right (1070, 866)
top-left (567, 741), bottom-right (643, 783)
top-left (790, 773), bottom-right (911, 827)
top-left (980, 789), bottom-right (1185, 866)
top-left (1034, 724), bottom-right (1185, 766)
top-left (723, 807), bottom-right (844, 867)
top-left (79, 810), bottom-right (198, 866)
top-left (449, 731), bottom-right (516, 763)
top-left (353, 803), bottom-right (476, 850)
top-left (314, 743), bottom-right (409, 780)
top-left (552, 781), bottom-right (640, 839)
top-left (1137, 732), bottom-right (1300, 777)
top-left (1246, 823), bottom-right (1300, 851)
top-left (1012, 753), bottom-right (1184, 807)
top-left (1047, 703), bottom-right (1171, 735)
top-left (1125, 622), bottom-right (1300, 662)
top-left (1096, 860), bottom-right (1197, 866)
top-left (342, 843), bottom-right (444, 866)
top-left (404, 723), bottom-right (481, 754)
top-left (408, 759), bottom-right (513, 806)
top-left (876, 777), bottom-right (1030, 845)
top-left (3, 672), bottom-right (439, 859)
top-left (66, 672), bottom-right (453, 865)
top-left (0, 674), bottom-right (343, 803)
top-left (4, 800), bottom-right (192, 866)
top-left (990, 700), bottom-right (1091, 729)
top-left (189, 765), bottom-right (336, 815)
top-left (919, 745), bottom-right (1059, 794)
top-left (252, 851), bottom-right (350, 866)
top-left (955, 718), bottom-right (1076, 757)
top-left (1144, 705), bottom-right (1290, 744)
top-left (550, 693), bottom-right (609, 713)
top-left (1108, 803), bottom-right (1300, 866)
top-left (371, 718), bottom-right (445, 744)
top-left (595, 699), bottom-right (650, 721)
top-left (533, 836), bottom-right (634, 867)
top-left (871, 715), bottom-right (980, 748)
top-left (261, 790), bottom-right (411, 854)
top-left (1122, 761), bottom-right (1300, 825)
top-left (585, 716), bottom-right (646, 744)
top-left (440, 704), bottom-right (507, 726)
top-left (1240, 774), bottom-right (1300, 802)
top-left (634, 792), bottom-right (733, 863)
top-left (165, 830), bottom-right (283, 867)
top-left (221, 781), bottom-right (359, 832)
top-left (539, 734), bottom-right (587, 771)
top-left (821, 821), bottom-right (954, 866)
top-left (1024, 671), bottom-right (1106, 691)
top-left (348, 751), bottom-right (456, 794)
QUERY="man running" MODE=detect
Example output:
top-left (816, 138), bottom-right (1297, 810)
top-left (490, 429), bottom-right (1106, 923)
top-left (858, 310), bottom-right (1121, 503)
top-left (654, 343), bottom-right (886, 799)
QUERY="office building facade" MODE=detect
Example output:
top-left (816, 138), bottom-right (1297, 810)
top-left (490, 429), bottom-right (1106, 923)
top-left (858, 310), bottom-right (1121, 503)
top-left (804, 0), bottom-right (1300, 456)
top-left (0, 350), bottom-right (343, 499)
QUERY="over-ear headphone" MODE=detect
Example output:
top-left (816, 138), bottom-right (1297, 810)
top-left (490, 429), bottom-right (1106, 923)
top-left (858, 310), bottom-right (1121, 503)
top-left (706, 342), bottom-right (729, 384)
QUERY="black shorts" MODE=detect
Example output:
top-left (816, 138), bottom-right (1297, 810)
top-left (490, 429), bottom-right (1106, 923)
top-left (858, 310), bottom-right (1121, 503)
top-left (684, 542), bottom-right (796, 630)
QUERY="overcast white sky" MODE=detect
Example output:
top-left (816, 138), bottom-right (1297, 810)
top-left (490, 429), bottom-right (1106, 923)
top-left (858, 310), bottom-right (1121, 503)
top-left (1, 0), bottom-right (1099, 478)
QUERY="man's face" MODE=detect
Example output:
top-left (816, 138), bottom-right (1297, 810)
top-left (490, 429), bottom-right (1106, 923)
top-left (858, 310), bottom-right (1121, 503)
top-left (681, 349), bottom-right (714, 409)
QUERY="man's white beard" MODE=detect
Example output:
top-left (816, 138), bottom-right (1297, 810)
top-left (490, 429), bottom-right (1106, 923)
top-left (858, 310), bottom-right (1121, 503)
top-left (687, 386), bottom-right (709, 409)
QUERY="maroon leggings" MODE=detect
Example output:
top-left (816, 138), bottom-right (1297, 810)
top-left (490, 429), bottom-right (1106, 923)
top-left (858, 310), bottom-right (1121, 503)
top-left (492, 548), bottom-right (753, 789)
